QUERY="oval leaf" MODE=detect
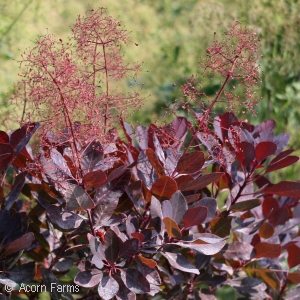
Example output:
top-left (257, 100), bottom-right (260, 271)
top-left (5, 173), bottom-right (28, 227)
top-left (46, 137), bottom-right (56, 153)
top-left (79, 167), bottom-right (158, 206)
top-left (255, 141), bottom-right (277, 162)
top-left (162, 252), bottom-right (199, 274)
top-left (263, 181), bottom-right (300, 197)
top-left (169, 190), bottom-right (188, 224)
top-left (182, 206), bottom-right (208, 228)
top-left (177, 151), bottom-right (205, 174)
top-left (98, 275), bottom-right (119, 300)
top-left (151, 176), bottom-right (178, 200)
top-left (65, 184), bottom-right (94, 211)
top-left (254, 242), bottom-right (281, 259)
top-left (83, 170), bottom-right (107, 189)
top-left (121, 268), bottom-right (150, 294)
top-left (180, 172), bottom-right (224, 192)
top-left (137, 254), bottom-right (157, 268)
top-left (266, 156), bottom-right (299, 174)
top-left (74, 270), bottom-right (102, 288)
top-left (146, 148), bottom-right (165, 177)
top-left (230, 199), bottom-right (262, 212)
top-left (259, 221), bottom-right (274, 239)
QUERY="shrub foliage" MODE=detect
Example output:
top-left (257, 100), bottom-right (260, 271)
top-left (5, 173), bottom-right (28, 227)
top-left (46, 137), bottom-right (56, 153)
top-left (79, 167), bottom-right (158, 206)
top-left (1, 8), bottom-right (300, 300)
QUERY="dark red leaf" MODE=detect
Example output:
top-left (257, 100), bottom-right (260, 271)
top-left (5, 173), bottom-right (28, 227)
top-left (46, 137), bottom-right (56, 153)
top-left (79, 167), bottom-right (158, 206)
top-left (182, 206), bottom-right (208, 228)
top-left (255, 141), bottom-right (277, 162)
top-left (287, 245), bottom-right (300, 268)
top-left (177, 151), bottom-right (205, 174)
top-left (263, 181), bottom-right (300, 197)
top-left (5, 232), bottom-right (35, 255)
top-left (271, 149), bottom-right (295, 164)
top-left (262, 197), bottom-right (279, 218)
top-left (0, 131), bottom-right (9, 144)
top-left (236, 141), bottom-right (255, 168)
top-left (0, 143), bottom-right (13, 171)
top-left (10, 122), bottom-right (39, 156)
top-left (131, 232), bottom-right (144, 243)
top-left (83, 170), bottom-right (107, 189)
top-left (266, 156), bottom-right (299, 174)
top-left (151, 176), bottom-right (178, 200)
top-left (254, 242), bottom-right (281, 259)
top-left (180, 172), bottom-right (224, 192)
top-left (174, 175), bottom-right (194, 188)
top-left (269, 206), bottom-right (289, 227)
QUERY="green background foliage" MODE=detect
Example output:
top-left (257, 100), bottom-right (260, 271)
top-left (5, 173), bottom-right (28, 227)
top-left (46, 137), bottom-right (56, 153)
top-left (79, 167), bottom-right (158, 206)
top-left (1, 0), bottom-right (300, 181)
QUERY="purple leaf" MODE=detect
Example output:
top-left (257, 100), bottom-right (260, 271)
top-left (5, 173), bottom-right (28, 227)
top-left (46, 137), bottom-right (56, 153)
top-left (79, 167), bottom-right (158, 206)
top-left (0, 131), bottom-right (9, 143)
top-left (120, 268), bottom-right (150, 294)
top-left (10, 122), bottom-right (39, 157)
top-left (162, 252), bottom-right (199, 274)
top-left (119, 238), bottom-right (139, 259)
top-left (74, 270), bottom-right (103, 288)
top-left (46, 205), bottom-right (85, 230)
top-left (5, 232), bottom-right (34, 255)
top-left (162, 200), bottom-right (173, 219)
top-left (193, 197), bottom-right (217, 223)
top-left (4, 171), bottom-right (27, 210)
top-left (150, 196), bottom-right (164, 234)
top-left (146, 148), bottom-right (165, 177)
top-left (273, 133), bottom-right (290, 154)
top-left (98, 275), bottom-right (119, 300)
top-left (65, 184), bottom-right (94, 211)
top-left (93, 201), bottom-right (119, 227)
top-left (222, 242), bottom-right (254, 260)
top-left (137, 150), bottom-right (158, 189)
top-left (94, 168), bottom-right (132, 206)
top-left (80, 140), bottom-right (104, 173)
top-left (136, 126), bottom-right (148, 150)
top-left (169, 190), bottom-right (188, 224)
top-left (104, 229), bottom-right (122, 264)
top-left (136, 257), bottom-right (161, 285)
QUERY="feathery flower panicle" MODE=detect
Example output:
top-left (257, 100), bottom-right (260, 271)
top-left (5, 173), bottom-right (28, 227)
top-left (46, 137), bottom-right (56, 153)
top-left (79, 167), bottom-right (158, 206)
top-left (12, 8), bottom-right (143, 145)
